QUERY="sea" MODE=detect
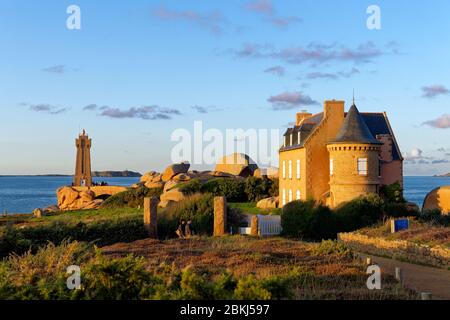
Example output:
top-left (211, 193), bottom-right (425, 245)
top-left (0, 176), bottom-right (140, 214)
top-left (0, 176), bottom-right (448, 214)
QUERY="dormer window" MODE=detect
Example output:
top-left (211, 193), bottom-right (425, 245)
top-left (284, 135), bottom-right (287, 147)
top-left (297, 132), bottom-right (301, 145)
top-left (290, 133), bottom-right (293, 146)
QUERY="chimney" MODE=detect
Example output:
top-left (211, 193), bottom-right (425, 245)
top-left (296, 110), bottom-right (312, 125)
top-left (323, 100), bottom-right (344, 119)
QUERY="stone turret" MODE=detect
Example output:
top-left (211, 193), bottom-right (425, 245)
top-left (327, 104), bottom-right (382, 208)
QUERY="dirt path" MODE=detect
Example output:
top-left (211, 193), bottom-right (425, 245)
top-left (358, 253), bottom-right (450, 300)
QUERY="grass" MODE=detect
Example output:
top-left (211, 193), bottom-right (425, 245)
top-left (228, 202), bottom-right (281, 215)
top-left (101, 236), bottom-right (418, 300)
top-left (357, 220), bottom-right (450, 249)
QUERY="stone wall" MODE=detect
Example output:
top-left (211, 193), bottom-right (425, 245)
top-left (338, 232), bottom-right (450, 269)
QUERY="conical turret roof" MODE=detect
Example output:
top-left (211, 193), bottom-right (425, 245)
top-left (331, 104), bottom-right (381, 144)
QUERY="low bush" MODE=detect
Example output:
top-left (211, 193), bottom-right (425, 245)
top-left (419, 209), bottom-right (450, 226)
top-left (101, 186), bottom-right (163, 209)
top-left (281, 200), bottom-right (337, 240)
top-left (311, 240), bottom-right (352, 258)
top-left (282, 194), bottom-right (386, 241)
top-left (179, 177), bottom-right (276, 202)
top-left (379, 182), bottom-right (405, 204)
top-left (0, 241), bottom-right (307, 300)
top-left (335, 193), bottom-right (384, 232)
top-left (158, 193), bottom-right (246, 239)
top-left (0, 217), bottom-right (147, 258)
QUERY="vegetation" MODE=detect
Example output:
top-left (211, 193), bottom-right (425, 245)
top-left (101, 186), bottom-right (163, 209)
top-left (178, 177), bottom-right (277, 203)
top-left (281, 194), bottom-right (417, 241)
top-left (228, 202), bottom-right (281, 216)
top-left (281, 200), bottom-right (338, 240)
top-left (0, 237), bottom-right (417, 300)
top-left (357, 219), bottom-right (450, 249)
top-left (158, 193), bottom-right (246, 239)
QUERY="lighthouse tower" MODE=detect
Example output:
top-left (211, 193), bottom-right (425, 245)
top-left (326, 104), bottom-right (382, 207)
top-left (74, 129), bottom-right (92, 187)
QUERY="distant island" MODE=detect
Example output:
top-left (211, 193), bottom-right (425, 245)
top-left (92, 170), bottom-right (142, 177)
top-left (0, 171), bottom-right (142, 177)
top-left (436, 173), bottom-right (450, 177)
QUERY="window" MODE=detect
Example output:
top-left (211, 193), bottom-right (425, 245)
top-left (288, 160), bottom-right (292, 179)
top-left (296, 159), bottom-right (301, 179)
top-left (330, 158), bottom-right (334, 176)
top-left (290, 133), bottom-right (293, 146)
top-left (282, 161), bottom-right (286, 179)
top-left (296, 190), bottom-right (301, 200)
top-left (358, 158), bottom-right (368, 175)
top-left (288, 189), bottom-right (293, 202)
top-left (282, 189), bottom-right (286, 206)
top-left (297, 132), bottom-right (301, 145)
top-left (284, 135), bottom-right (287, 147)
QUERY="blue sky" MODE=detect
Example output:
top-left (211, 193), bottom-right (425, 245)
top-left (0, 0), bottom-right (449, 175)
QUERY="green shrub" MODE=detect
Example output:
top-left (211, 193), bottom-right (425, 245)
top-left (178, 179), bottom-right (202, 194)
top-left (335, 194), bottom-right (384, 232)
top-left (158, 193), bottom-right (215, 239)
top-left (75, 252), bottom-right (159, 300)
top-left (281, 200), bottom-right (336, 240)
top-left (0, 217), bottom-right (148, 258)
top-left (379, 182), bottom-right (405, 204)
top-left (202, 179), bottom-right (247, 202)
top-left (244, 177), bottom-right (273, 202)
top-left (158, 193), bottom-right (246, 239)
top-left (311, 240), bottom-right (352, 258)
top-left (419, 209), bottom-right (450, 226)
top-left (101, 186), bottom-right (163, 209)
top-left (268, 178), bottom-right (279, 197)
top-left (233, 276), bottom-right (271, 300)
top-left (384, 202), bottom-right (418, 218)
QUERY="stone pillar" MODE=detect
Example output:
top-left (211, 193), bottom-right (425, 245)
top-left (395, 267), bottom-right (403, 285)
top-left (144, 197), bottom-right (158, 238)
top-left (214, 196), bottom-right (227, 236)
top-left (250, 215), bottom-right (259, 237)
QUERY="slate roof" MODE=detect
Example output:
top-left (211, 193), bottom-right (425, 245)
top-left (280, 106), bottom-right (402, 161)
top-left (332, 104), bottom-right (382, 145)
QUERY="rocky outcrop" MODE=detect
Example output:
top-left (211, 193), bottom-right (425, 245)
top-left (57, 186), bottom-right (127, 211)
top-left (162, 162), bottom-right (190, 181)
top-left (159, 188), bottom-right (186, 207)
top-left (256, 196), bottom-right (279, 209)
top-left (215, 153), bottom-right (258, 177)
top-left (423, 186), bottom-right (450, 215)
top-left (253, 167), bottom-right (279, 180)
top-left (140, 171), bottom-right (160, 183)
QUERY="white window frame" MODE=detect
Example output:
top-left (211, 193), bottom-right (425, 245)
top-left (296, 190), bottom-right (301, 200)
top-left (357, 158), bottom-right (368, 176)
top-left (330, 158), bottom-right (334, 176)
top-left (288, 189), bottom-right (293, 202)
top-left (282, 189), bottom-right (286, 206)
top-left (288, 160), bottom-right (292, 179)
top-left (296, 159), bottom-right (301, 179)
top-left (297, 132), bottom-right (300, 145)
top-left (282, 161), bottom-right (286, 179)
top-left (290, 133), bottom-right (293, 146)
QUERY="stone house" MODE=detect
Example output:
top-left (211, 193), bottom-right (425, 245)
top-left (279, 100), bottom-right (403, 208)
